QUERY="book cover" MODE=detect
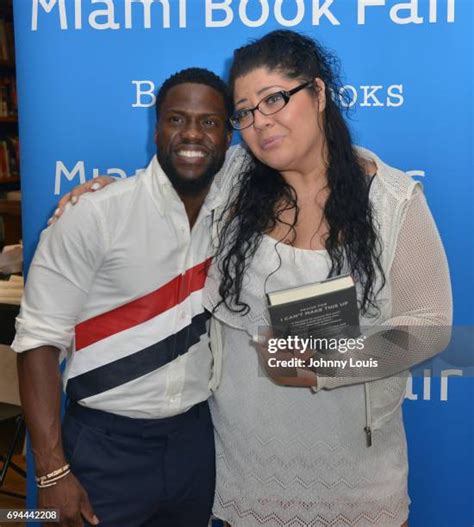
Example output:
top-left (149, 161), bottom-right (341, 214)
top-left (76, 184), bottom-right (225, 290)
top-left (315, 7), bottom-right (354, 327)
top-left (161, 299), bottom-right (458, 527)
top-left (267, 275), bottom-right (360, 345)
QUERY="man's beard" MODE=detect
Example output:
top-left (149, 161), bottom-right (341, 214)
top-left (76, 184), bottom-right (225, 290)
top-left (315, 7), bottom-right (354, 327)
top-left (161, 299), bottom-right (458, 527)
top-left (157, 151), bottom-right (226, 196)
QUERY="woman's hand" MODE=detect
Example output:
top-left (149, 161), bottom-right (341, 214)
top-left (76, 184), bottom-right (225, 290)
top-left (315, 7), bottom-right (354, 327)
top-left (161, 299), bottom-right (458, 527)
top-left (47, 176), bottom-right (116, 225)
top-left (252, 332), bottom-right (318, 388)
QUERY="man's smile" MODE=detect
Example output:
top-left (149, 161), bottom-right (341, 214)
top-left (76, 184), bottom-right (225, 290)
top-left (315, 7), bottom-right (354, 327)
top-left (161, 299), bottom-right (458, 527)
top-left (176, 149), bottom-right (207, 158)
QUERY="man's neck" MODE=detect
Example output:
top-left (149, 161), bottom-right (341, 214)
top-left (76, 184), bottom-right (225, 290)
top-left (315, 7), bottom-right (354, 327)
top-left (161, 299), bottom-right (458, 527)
top-left (178, 186), bottom-right (211, 229)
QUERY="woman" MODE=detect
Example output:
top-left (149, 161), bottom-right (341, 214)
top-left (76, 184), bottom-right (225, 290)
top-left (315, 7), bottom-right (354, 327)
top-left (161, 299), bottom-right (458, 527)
top-left (203, 30), bottom-right (451, 526)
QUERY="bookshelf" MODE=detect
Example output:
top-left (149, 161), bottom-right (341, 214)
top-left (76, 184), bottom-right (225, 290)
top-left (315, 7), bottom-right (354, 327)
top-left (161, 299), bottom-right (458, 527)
top-left (0, 0), bottom-right (20, 246)
top-left (0, 0), bottom-right (18, 188)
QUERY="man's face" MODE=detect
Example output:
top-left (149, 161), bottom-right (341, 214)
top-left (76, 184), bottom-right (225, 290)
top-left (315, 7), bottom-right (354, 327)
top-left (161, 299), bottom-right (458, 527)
top-left (155, 82), bottom-right (232, 195)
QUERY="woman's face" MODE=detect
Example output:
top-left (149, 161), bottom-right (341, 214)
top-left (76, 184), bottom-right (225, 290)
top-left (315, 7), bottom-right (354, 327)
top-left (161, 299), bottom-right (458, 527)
top-left (233, 68), bottom-right (326, 175)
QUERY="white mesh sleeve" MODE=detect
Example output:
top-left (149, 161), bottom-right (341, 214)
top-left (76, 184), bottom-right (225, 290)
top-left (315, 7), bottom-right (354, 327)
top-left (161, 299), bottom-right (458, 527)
top-left (317, 188), bottom-right (453, 389)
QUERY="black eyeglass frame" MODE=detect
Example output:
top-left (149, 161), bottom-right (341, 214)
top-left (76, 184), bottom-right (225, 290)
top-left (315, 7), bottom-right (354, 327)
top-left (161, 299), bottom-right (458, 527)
top-left (229, 80), bottom-right (315, 131)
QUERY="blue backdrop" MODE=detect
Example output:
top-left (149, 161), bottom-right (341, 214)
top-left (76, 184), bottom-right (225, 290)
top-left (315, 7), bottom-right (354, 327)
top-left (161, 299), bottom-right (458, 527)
top-left (13, 1), bottom-right (473, 525)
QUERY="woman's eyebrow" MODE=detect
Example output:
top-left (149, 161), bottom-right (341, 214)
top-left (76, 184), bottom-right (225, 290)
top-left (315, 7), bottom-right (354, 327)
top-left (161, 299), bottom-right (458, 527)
top-left (235, 85), bottom-right (283, 107)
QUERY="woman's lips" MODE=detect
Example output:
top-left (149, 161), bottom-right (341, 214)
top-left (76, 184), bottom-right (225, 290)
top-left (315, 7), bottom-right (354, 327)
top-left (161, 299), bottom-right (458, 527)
top-left (260, 135), bottom-right (284, 150)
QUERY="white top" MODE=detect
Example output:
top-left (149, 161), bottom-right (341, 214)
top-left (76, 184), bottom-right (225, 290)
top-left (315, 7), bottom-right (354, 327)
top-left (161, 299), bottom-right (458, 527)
top-left (204, 147), bottom-right (452, 526)
top-left (12, 154), bottom-right (237, 419)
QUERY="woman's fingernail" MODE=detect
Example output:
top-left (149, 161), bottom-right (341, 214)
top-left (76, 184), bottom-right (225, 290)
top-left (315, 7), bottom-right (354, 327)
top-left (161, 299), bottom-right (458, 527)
top-left (53, 208), bottom-right (60, 217)
top-left (252, 334), bottom-right (266, 344)
top-left (71, 196), bottom-right (78, 204)
top-left (91, 182), bottom-right (101, 191)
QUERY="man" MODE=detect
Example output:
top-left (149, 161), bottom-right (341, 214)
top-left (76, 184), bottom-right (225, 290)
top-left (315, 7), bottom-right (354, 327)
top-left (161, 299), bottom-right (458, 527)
top-left (12, 68), bottom-right (234, 527)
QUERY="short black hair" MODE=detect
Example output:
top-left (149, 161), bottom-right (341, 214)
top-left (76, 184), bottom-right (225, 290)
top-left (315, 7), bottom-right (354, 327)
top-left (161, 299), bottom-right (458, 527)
top-left (155, 67), bottom-right (233, 126)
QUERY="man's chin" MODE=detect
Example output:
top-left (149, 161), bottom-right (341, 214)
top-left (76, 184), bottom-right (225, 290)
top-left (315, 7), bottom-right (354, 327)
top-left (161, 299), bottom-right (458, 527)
top-left (170, 173), bottom-right (214, 195)
top-left (158, 154), bottom-right (223, 196)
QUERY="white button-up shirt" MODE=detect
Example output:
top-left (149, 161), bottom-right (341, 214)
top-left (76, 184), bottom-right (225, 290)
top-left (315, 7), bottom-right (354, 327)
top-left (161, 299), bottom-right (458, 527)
top-left (12, 150), bottom-right (242, 418)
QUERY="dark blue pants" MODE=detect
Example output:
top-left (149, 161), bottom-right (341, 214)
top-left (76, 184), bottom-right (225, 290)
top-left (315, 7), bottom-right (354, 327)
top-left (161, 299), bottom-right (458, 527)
top-left (62, 401), bottom-right (215, 527)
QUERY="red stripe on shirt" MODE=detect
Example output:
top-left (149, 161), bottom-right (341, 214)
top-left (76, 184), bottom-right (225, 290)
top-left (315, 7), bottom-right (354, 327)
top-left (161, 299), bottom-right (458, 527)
top-left (74, 257), bottom-right (211, 351)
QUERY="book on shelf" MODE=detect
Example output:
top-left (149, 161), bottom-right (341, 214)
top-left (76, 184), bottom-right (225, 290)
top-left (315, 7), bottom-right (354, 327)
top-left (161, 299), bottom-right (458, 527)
top-left (0, 18), bottom-right (14, 63)
top-left (0, 134), bottom-right (19, 179)
top-left (0, 140), bottom-right (9, 178)
top-left (267, 274), bottom-right (360, 343)
top-left (0, 76), bottom-right (17, 116)
top-left (5, 21), bottom-right (14, 62)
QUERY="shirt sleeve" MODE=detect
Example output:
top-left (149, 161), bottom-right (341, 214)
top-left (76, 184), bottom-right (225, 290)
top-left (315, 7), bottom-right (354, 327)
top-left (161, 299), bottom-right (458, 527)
top-left (11, 198), bottom-right (109, 354)
top-left (317, 187), bottom-right (453, 389)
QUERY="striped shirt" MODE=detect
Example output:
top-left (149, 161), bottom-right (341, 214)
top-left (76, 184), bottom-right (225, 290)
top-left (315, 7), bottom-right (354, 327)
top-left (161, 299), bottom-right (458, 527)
top-left (12, 153), bottom-right (238, 418)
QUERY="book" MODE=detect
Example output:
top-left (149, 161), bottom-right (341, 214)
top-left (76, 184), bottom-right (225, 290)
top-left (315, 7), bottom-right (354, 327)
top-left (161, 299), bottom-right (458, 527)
top-left (267, 275), bottom-right (360, 345)
top-left (5, 21), bottom-right (14, 62)
top-left (5, 135), bottom-right (19, 177)
top-left (0, 20), bottom-right (7, 61)
top-left (0, 140), bottom-right (9, 178)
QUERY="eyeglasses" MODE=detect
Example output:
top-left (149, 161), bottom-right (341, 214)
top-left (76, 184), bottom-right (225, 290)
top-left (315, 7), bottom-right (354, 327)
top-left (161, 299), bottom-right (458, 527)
top-left (229, 80), bottom-right (314, 131)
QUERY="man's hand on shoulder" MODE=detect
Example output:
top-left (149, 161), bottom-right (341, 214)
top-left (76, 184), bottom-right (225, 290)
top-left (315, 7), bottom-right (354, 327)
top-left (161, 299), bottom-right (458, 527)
top-left (48, 176), bottom-right (116, 226)
top-left (39, 472), bottom-right (99, 527)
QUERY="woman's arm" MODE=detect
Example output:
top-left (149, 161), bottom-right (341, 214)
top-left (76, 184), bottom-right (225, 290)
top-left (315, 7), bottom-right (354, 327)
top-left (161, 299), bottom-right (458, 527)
top-left (317, 187), bottom-right (452, 389)
top-left (263, 188), bottom-right (452, 389)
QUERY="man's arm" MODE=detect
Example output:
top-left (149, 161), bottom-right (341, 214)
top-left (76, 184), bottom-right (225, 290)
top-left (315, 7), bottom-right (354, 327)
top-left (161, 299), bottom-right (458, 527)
top-left (17, 346), bottom-right (64, 475)
top-left (13, 198), bottom-right (109, 526)
top-left (17, 346), bottom-right (99, 526)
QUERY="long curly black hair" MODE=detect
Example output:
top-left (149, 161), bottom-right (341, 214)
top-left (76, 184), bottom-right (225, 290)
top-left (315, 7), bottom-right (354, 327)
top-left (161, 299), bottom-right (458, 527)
top-left (216, 30), bottom-right (385, 317)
